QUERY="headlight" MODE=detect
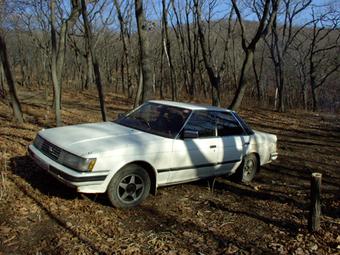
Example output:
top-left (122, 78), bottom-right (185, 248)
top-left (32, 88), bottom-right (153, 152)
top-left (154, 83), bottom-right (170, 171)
top-left (59, 150), bottom-right (96, 172)
top-left (33, 135), bottom-right (44, 150)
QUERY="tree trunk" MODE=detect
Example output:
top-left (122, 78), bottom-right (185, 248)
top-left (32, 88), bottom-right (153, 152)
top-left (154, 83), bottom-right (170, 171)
top-left (159, 34), bottom-right (164, 99)
top-left (84, 51), bottom-right (93, 90)
top-left (298, 66), bottom-right (308, 110)
top-left (309, 49), bottom-right (318, 112)
top-left (81, 0), bottom-right (107, 121)
top-left (230, 0), bottom-right (279, 110)
top-left (93, 61), bottom-right (107, 121)
top-left (194, 0), bottom-right (220, 106)
top-left (17, 38), bottom-right (30, 87)
top-left (303, 85), bottom-right (308, 110)
top-left (115, 58), bottom-right (119, 93)
top-left (114, 0), bottom-right (133, 98)
top-left (210, 76), bottom-right (221, 107)
top-left (50, 0), bottom-right (62, 126)
top-left (253, 59), bottom-right (261, 101)
top-left (50, 0), bottom-right (80, 126)
top-left (276, 63), bottom-right (285, 112)
top-left (277, 83), bottom-right (285, 112)
top-left (134, 65), bottom-right (143, 108)
top-left (121, 58), bottom-right (125, 94)
top-left (162, 0), bottom-right (176, 101)
top-left (0, 64), bottom-right (5, 99)
top-left (135, 0), bottom-right (153, 105)
top-left (185, 0), bottom-right (197, 98)
top-left (311, 85), bottom-right (318, 112)
top-left (0, 34), bottom-right (23, 123)
top-left (229, 50), bottom-right (254, 110)
top-left (252, 46), bottom-right (265, 102)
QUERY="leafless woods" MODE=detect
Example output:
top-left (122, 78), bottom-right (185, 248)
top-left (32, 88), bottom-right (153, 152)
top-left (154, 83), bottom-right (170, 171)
top-left (0, 0), bottom-right (339, 125)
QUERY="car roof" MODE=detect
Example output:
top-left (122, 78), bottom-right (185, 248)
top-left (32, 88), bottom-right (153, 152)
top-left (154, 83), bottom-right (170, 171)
top-left (148, 100), bottom-right (233, 112)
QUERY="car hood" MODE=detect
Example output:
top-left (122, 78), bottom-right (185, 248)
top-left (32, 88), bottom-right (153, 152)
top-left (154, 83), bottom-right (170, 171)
top-left (38, 122), bottom-right (168, 157)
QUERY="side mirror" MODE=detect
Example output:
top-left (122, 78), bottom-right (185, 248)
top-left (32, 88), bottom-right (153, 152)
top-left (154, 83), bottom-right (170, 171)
top-left (183, 129), bottom-right (199, 139)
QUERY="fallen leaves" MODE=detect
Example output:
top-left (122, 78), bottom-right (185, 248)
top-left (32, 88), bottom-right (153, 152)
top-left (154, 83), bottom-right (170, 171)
top-left (0, 226), bottom-right (12, 235)
top-left (0, 88), bottom-right (339, 254)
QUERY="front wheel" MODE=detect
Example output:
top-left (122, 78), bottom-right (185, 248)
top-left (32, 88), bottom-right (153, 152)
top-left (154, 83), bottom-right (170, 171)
top-left (235, 154), bottom-right (258, 183)
top-left (107, 164), bottom-right (151, 208)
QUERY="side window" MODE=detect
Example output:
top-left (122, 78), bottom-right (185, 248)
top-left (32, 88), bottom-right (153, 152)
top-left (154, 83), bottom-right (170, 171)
top-left (233, 112), bottom-right (254, 135)
top-left (184, 111), bottom-right (216, 138)
top-left (214, 112), bottom-right (245, 136)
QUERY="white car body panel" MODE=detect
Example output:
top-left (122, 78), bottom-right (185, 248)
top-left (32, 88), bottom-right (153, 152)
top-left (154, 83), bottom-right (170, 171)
top-left (250, 130), bottom-right (277, 165)
top-left (167, 138), bottom-right (218, 184)
top-left (28, 101), bottom-right (278, 195)
top-left (214, 135), bottom-right (245, 176)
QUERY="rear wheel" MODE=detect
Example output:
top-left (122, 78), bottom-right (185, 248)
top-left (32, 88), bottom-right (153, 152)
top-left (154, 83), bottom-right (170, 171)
top-left (107, 164), bottom-right (150, 208)
top-left (235, 154), bottom-right (258, 183)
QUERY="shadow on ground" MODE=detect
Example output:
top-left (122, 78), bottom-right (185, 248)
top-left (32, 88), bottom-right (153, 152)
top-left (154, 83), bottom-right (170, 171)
top-left (10, 155), bottom-right (114, 207)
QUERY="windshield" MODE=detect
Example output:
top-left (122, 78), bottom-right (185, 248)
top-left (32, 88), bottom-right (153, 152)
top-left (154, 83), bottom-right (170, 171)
top-left (115, 102), bottom-right (192, 138)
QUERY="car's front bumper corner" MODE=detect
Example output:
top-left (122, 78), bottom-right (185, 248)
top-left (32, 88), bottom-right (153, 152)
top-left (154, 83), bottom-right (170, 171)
top-left (28, 144), bottom-right (109, 193)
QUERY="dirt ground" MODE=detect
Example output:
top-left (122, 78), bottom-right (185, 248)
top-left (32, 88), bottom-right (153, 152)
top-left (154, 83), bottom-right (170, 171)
top-left (0, 88), bottom-right (339, 254)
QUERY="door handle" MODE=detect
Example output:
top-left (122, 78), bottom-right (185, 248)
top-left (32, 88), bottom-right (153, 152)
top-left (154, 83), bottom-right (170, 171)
top-left (210, 145), bottom-right (216, 149)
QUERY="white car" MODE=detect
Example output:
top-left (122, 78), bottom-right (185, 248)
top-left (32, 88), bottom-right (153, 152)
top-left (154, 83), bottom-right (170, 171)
top-left (28, 101), bottom-right (278, 208)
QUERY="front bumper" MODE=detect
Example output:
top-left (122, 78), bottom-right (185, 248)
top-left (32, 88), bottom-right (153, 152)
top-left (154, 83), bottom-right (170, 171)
top-left (28, 144), bottom-right (109, 191)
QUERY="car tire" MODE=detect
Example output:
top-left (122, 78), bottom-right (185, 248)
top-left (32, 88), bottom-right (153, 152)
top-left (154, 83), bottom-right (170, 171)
top-left (235, 154), bottom-right (258, 183)
top-left (107, 164), bottom-right (151, 208)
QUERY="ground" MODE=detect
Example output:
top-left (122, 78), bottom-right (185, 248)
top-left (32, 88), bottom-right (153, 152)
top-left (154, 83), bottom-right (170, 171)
top-left (0, 88), bottom-right (339, 254)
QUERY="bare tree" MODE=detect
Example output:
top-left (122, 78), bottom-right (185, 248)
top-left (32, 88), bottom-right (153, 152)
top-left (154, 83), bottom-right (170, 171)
top-left (291, 32), bottom-right (310, 110)
top-left (20, 1), bottom-right (51, 96)
top-left (229, 0), bottom-right (279, 110)
top-left (135, 0), bottom-right (153, 104)
top-left (50, 0), bottom-right (81, 126)
top-left (307, 8), bottom-right (340, 111)
top-left (194, 0), bottom-right (234, 106)
top-left (169, 0), bottom-right (186, 95)
top-left (114, 0), bottom-right (133, 98)
top-left (0, 64), bottom-right (5, 99)
top-left (1, 0), bottom-right (339, 115)
top-left (0, 33), bottom-right (23, 123)
top-left (265, 0), bottom-right (312, 112)
top-left (80, 0), bottom-right (107, 121)
top-left (288, 4), bottom-right (340, 111)
top-left (162, 0), bottom-right (177, 100)
top-left (252, 43), bottom-right (266, 101)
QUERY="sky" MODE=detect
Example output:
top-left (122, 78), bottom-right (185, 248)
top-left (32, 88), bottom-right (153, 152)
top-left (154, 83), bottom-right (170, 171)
top-left (4, 0), bottom-right (338, 32)
top-left (143, 0), bottom-right (340, 27)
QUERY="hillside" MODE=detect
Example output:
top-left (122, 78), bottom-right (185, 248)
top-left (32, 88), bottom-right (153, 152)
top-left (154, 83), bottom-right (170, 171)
top-left (0, 88), bottom-right (339, 254)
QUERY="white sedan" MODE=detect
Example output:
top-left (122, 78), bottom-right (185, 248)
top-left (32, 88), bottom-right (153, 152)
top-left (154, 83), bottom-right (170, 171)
top-left (28, 101), bottom-right (278, 208)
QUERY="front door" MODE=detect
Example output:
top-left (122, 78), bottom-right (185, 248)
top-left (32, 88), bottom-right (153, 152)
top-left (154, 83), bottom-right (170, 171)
top-left (168, 111), bottom-right (218, 184)
top-left (213, 111), bottom-right (247, 175)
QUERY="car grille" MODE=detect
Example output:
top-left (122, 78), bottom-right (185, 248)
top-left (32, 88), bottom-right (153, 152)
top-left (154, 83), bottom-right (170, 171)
top-left (39, 137), bottom-right (62, 161)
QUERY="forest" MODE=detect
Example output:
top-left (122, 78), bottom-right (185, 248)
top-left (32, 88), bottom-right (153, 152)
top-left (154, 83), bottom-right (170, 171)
top-left (0, 0), bottom-right (339, 254)
top-left (0, 0), bottom-right (339, 125)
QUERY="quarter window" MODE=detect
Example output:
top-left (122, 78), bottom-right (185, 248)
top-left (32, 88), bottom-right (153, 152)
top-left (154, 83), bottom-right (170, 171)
top-left (184, 111), bottom-right (216, 138)
top-left (213, 112), bottom-right (245, 136)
